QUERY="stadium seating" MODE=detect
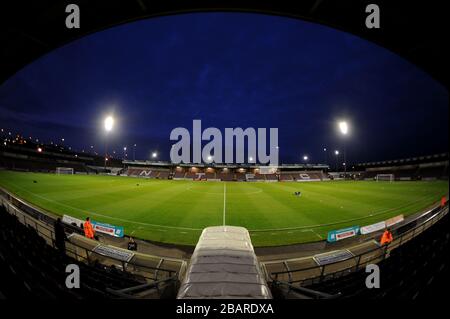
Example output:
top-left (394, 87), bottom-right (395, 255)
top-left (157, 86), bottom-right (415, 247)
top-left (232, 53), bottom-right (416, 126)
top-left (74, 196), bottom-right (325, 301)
top-left (280, 171), bottom-right (324, 181)
top-left (127, 167), bottom-right (170, 179)
top-left (157, 171), bottom-right (170, 179)
top-left (0, 205), bottom-right (173, 299)
top-left (252, 173), bottom-right (266, 181)
top-left (284, 208), bottom-right (450, 299)
top-left (218, 171), bottom-right (234, 181)
top-left (184, 171), bottom-right (197, 179)
top-left (173, 171), bottom-right (186, 179)
top-left (279, 172), bottom-right (294, 181)
top-left (265, 174), bottom-right (279, 181)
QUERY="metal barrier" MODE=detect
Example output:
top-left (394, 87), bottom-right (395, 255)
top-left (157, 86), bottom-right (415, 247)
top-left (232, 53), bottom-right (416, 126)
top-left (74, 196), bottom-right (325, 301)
top-left (0, 188), bottom-right (186, 288)
top-left (266, 201), bottom-right (449, 287)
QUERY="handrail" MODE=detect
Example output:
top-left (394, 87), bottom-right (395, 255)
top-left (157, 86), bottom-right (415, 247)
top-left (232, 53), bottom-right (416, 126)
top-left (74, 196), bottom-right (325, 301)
top-left (272, 280), bottom-right (341, 299)
top-left (268, 201), bottom-right (448, 284)
top-left (111, 276), bottom-right (177, 294)
top-left (0, 190), bottom-right (183, 282)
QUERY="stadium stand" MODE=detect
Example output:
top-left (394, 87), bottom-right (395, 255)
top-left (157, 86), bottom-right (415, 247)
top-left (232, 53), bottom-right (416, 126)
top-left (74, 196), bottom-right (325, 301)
top-left (127, 167), bottom-right (170, 178)
top-left (279, 172), bottom-right (294, 181)
top-left (269, 201), bottom-right (449, 299)
top-left (355, 153), bottom-right (449, 181)
top-left (300, 206), bottom-right (450, 299)
top-left (157, 170), bottom-right (170, 179)
top-left (235, 172), bottom-right (246, 181)
top-left (0, 133), bottom-right (123, 174)
top-left (218, 170), bottom-right (234, 181)
top-left (252, 173), bottom-right (266, 181)
top-left (265, 173), bottom-right (279, 181)
top-left (173, 170), bottom-right (186, 179)
top-left (0, 203), bottom-right (182, 299)
top-left (185, 171), bottom-right (197, 180)
top-left (0, 205), bottom-right (145, 298)
top-left (204, 169), bottom-right (217, 180)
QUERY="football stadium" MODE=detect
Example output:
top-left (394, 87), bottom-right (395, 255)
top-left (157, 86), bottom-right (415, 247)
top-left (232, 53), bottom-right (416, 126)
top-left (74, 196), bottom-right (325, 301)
top-left (0, 3), bottom-right (449, 303)
top-left (0, 170), bottom-right (448, 246)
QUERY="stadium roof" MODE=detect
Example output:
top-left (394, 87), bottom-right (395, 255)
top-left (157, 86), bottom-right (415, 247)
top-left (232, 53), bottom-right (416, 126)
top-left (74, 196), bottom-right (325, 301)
top-left (355, 152), bottom-right (449, 168)
top-left (123, 160), bottom-right (329, 169)
top-left (0, 0), bottom-right (447, 86)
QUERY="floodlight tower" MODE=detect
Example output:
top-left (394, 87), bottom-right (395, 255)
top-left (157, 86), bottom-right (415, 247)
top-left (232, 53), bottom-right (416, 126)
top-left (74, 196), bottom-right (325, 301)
top-left (334, 150), bottom-right (339, 171)
top-left (338, 121), bottom-right (349, 177)
top-left (104, 116), bottom-right (114, 169)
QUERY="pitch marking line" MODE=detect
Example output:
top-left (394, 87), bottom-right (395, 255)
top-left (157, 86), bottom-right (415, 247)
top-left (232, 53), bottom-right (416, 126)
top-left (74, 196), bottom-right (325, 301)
top-left (3, 181), bottom-right (440, 235)
top-left (186, 185), bottom-right (262, 195)
top-left (223, 183), bottom-right (227, 226)
top-left (6, 182), bottom-right (204, 231)
top-left (311, 229), bottom-right (323, 239)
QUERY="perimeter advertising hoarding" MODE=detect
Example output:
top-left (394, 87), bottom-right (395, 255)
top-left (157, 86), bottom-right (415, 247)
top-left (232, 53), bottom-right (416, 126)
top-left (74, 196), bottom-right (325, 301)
top-left (360, 221), bottom-right (386, 235)
top-left (62, 214), bottom-right (124, 238)
top-left (327, 226), bottom-right (360, 242)
top-left (385, 214), bottom-right (404, 227)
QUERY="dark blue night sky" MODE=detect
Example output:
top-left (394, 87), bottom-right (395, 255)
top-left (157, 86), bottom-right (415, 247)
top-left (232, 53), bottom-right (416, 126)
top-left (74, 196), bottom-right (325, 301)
top-left (0, 12), bottom-right (447, 165)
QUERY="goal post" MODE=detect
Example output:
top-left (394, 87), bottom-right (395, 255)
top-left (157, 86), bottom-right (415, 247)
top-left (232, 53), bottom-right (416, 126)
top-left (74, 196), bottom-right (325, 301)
top-left (56, 167), bottom-right (74, 175)
top-left (375, 173), bottom-right (394, 182)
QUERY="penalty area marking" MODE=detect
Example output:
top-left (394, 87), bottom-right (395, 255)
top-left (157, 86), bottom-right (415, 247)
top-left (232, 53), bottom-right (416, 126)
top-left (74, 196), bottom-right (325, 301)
top-left (186, 184), bottom-right (263, 195)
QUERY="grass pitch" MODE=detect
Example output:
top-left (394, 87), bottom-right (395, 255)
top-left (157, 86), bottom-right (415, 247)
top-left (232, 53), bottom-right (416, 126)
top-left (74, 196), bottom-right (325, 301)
top-left (0, 170), bottom-right (447, 246)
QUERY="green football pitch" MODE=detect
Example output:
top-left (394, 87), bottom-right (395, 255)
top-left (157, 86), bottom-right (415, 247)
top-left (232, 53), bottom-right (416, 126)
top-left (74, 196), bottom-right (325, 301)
top-left (0, 170), bottom-right (447, 246)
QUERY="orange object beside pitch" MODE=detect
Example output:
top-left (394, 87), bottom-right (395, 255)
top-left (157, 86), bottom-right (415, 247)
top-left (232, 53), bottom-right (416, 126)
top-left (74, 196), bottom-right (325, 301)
top-left (380, 229), bottom-right (393, 246)
top-left (84, 218), bottom-right (95, 239)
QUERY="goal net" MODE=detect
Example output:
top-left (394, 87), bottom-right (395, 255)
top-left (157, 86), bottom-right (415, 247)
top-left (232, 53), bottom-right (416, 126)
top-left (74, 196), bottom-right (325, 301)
top-left (56, 167), bottom-right (74, 175)
top-left (375, 174), bottom-right (394, 182)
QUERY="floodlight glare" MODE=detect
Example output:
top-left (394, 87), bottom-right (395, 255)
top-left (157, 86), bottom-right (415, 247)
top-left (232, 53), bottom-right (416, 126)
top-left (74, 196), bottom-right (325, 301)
top-left (207, 155), bottom-right (213, 161)
top-left (152, 152), bottom-right (157, 158)
top-left (104, 116), bottom-right (114, 132)
top-left (339, 121), bottom-right (348, 135)
top-left (303, 155), bottom-right (308, 161)
top-left (335, 150), bottom-right (339, 155)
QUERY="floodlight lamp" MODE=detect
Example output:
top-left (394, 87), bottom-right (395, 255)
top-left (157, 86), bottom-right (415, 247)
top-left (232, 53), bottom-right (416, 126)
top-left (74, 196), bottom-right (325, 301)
top-left (104, 116), bottom-right (114, 132)
top-left (335, 150), bottom-right (339, 155)
top-left (303, 155), bottom-right (308, 161)
top-left (339, 121), bottom-right (348, 135)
